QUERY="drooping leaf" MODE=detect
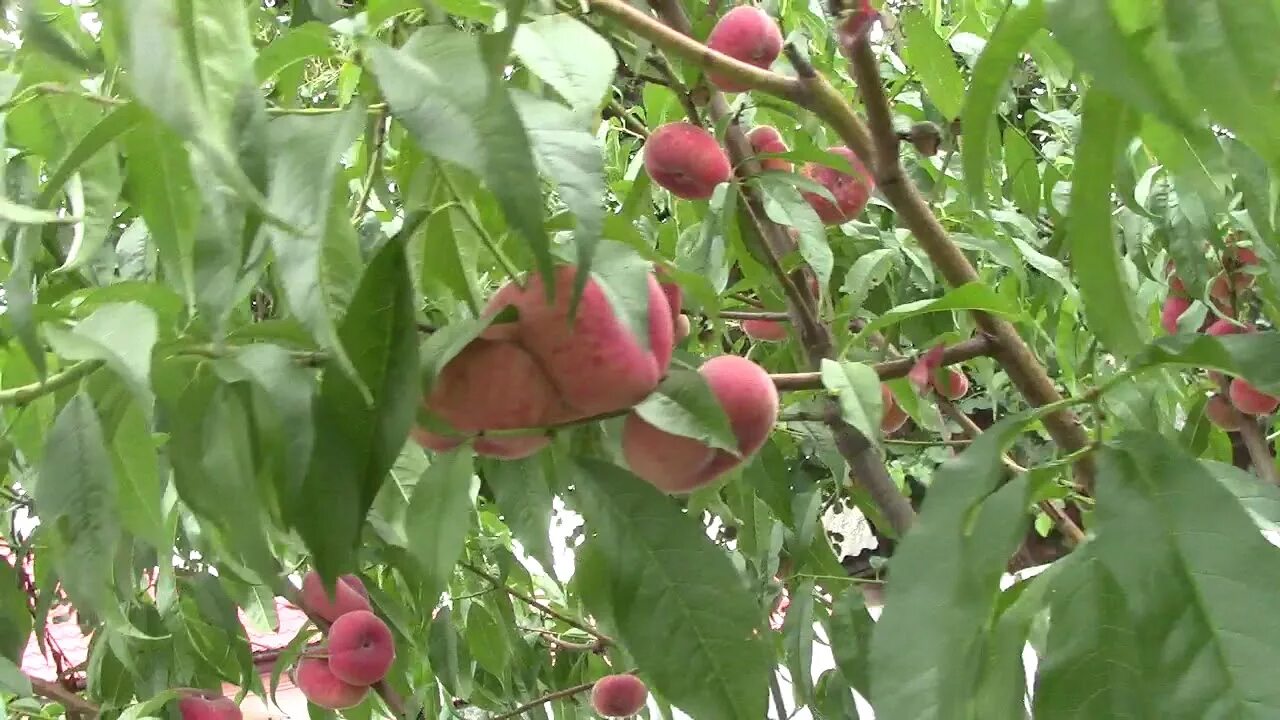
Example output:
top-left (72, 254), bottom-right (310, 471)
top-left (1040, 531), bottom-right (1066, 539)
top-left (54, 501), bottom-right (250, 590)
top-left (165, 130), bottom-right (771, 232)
top-left (631, 367), bottom-right (738, 454)
top-left (404, 449), bottom-right (476, 606)
top-left (44, 302), bottom-right (158, 415)
top-left (853, 282), bottom-right (1019, 340)
top-left (366, 27), bottom-right (551, 285)
top-left (296, 239), bottom-right (420, 581)
top-left (0, 560), bottom-right (31, 663)
top-left (573, 458), bottom-right (772, 720)
top-left (821, 360), bottom-right (882, 442)
top-left (900, 10), bottom-right (966, 119)
top-left (484, 454), bottom-right (557, 574)
top-left (511, 15), bottom-right (617, 116)
top-left (1066, 88), bottom-right (1144, 356)
top-left (869, 412), bottom-right (1037, 720)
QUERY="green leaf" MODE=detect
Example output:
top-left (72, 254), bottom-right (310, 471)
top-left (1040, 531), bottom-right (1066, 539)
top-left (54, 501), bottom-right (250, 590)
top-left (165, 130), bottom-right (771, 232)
top-left (366, 27), bottom-right (551, 284)
top-left (631, 368), bottom-right (738, 454)
top-left (123, 117), bottom-right (199, 305)
top-left (109, 399), bottom-right (168, 552)
top-left (33, 394), bottom-right (122, 625)
top-left (255, 23), bottom-right (335, 81)
top-left (1073, 431), bottom-right (1280, 718)
top-left (484, 454), bottom-right (557, 573)
top-left (1164, 0), bottom-right (1280, 169)
top-left (1201, 459), bottom-right (1280, 534)
top-left (853, 282), bottom-right (1018, 340)
top-left (428, 607), bottom-right (475, 698)
top-left (869, 412), bottom-right (1036, 720)
top-left (511, 15), bottom-right (617, 115)
top-left (820, 360), bottom-right (881, 441)
top-left (1066, 88), bottom-right (1144, 356)
top-left (264, 109), bottom-right (365, 381)
top-left (901, 10), bottom-right (966, 119)
top-left (0, 656), bottom-right (30, 696)
top-left (405, 450), bottom-right (476, 605)
top-left (296, 238), bottom-right (420, 581)
top-left (781, 580), bottom-right (816, 707)
top-left (573, 458), bottom-right (772, 720)
top-left (1045, 0), bottom-right (1194, 132)
top-left (962, 0), bottom-right (1044, 208)
top-left (840, 248), bottom-right (897, 312)
top-left (44, 302), bottom-right (158, 415)
top-left (117, 689), bottom-right (182, 720)
top-left (755, 174), bottom-right (833, 289)
top-left (827, 588), bottom-right (874, 698)
top-left (511, 90), bottom-right (606, 296)
top-left (1033, 546), bottom-right (1142, 718)
top-left (1004, 127), bottom-right (1041, 218)
top-left (0, 196), bottom-right (81, 225)
top-left (1132, 332), bottom-right (1280, 394)
top-left (0, 560), bottom-right (31, 663)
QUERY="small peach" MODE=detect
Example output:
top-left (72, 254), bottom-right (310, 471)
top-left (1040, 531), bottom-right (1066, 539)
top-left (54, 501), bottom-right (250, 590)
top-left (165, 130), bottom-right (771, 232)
top-left (747, 125), bottom-right (792, 173)
top-left (1205, 394), bottom-right (1242, 431)
top-left (742, 318), bottom-right (789, 342)
top-left (178, 694), bottom-right (242, 720)
top-left (880, 384), bottom-right (908, 434)
top-left (931, 367), bottom-right (969, 400)
top-left (591, 674), bottom-right (649, 718)
top-left (295, 657), bottom-right (367, 710)
top-left (1160, 296), bottom-right (1193, 334)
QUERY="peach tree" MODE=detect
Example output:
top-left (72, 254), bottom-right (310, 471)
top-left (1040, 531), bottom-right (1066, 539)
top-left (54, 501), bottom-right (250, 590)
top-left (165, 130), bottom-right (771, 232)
top-left (0, 0), bottom-right (1278, 718)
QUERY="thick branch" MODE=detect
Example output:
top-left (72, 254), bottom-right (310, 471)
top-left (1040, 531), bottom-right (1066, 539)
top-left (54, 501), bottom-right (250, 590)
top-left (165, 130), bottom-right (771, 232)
top-left (29, 677), bottom-right (98, 717)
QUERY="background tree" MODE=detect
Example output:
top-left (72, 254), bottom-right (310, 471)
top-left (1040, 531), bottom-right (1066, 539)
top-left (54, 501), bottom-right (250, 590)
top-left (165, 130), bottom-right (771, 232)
top-left (0, 0), bottom-right (1278, 718)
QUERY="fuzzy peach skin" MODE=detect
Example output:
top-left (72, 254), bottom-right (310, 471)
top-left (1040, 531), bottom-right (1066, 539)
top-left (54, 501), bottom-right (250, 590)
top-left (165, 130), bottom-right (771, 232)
top-left (881, 384), bottom-right (908, 434)
top-left (801, 147), bottom-right (875, 225)
top-left (481, 265), bottom-right (675, 420)
top-left (931, 367), bottom-right (969, 400)
top-left (1229, 378), bottom-right (1280, 416)
top-left (300, 571), bottom-right (371, 623)
top-left (622, 355), bottom-right (779, 493)
top-left (1159, 295), bottom-right (1192, 334)
top-left (327, 610), bottom-right (396, 686)
top-left (742, 318), bottom-right (789, 341)
top-left (1205, 394), bottom-right (1242, 431)
top-left (747, 125), bottom-right (792, 173)
top-left (705, 6), bottom-right (783, 92)
top-left (591, 674), bottom-right (649, 718)
top-left (644, 122), bottom-right (732, 200)
top-left (295, 657), bottom-right (367, 710)
top-left (178, 695), bottom-right (241, 720)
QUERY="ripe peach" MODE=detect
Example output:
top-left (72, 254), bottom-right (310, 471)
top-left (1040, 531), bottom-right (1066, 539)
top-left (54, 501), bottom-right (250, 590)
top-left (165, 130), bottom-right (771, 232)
top-left (622, 355), bottom-right (779, 493)
top-left (591, 674), bottom-right (649, 718)
top-left (300, 571), bottom-right (371, 623)
top-left (742, 318), bottom-right (788, 341)
top-left (880, 384), bottom-right (908, 434)
top-left (412, 426), bottom-right (551, 460)
top-left (327, 610), bottom-right (396, 686)
top-left (295, 657), bottom-right (367, 710)
top-left (1229, 378), bottom-right (1280, 416)
top-left (1205, 318), bottom-right (1248, 337)
top-left (421, 339), bottom-right (564, 436)
top-left (1164, 259), bottom-right (1187, 297)
top-left (178, 694), bottom-right (242, 720)
top-left (644, 122), bottom-right (732, 200)
top-left (705, 6), bottom-right (783, 92)
top-left (1229, 245), bottom-right (1260, 269)
top-left (482, 265), bottom-right (675, 419)
top-left (931, 367), bottom-right (969, 400)
top-left (747, 125), bottom-right (792, 173)
top-left (1160, 296), bottom-right (1192, 334)
top-left (340, 574), bottom-right (368, 598)
top-left (675, 313), bottom-right (692, 342)
top-left (801, 147), bottom-right (875, 225)
top-left (1205, 394), bottom-right (1242, 431)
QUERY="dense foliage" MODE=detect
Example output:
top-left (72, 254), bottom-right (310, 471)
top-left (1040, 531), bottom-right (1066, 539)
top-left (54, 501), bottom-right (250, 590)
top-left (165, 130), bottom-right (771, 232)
top-left (1, 0), bottom-right (1280, 718)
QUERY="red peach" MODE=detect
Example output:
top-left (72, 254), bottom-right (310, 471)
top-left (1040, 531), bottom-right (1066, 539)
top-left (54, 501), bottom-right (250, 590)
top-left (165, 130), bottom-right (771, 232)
top-left (931, 367), bottom-right (969, 400)
top-left (705, 7), bottom-right (783, 92)
top-left (622, 355), bottom-right (779, 493)
top-left (591, 674), bottom-right (649, 718)
top-left (300, 571), bottom-right (371, 623)
top-left (1205, 394), bottom-right (1242, 431)
top-left (801, 147), bottom-right (875, 225)
top-left (1160, 296), bottom-right (1193, 334)
top-left (1205, 318), bottom-right (1248, 336)
top-left (675, 314), bottom-right (691, 342)
top-left (327, 610), bottom-right (396, 686)
top-left (880, 384), bottom-right (908, 434)
top-left (742, 318), bottom-right (789, 341)
top-left (747, 125), bottom-right (792, 173)
top-left (644, 122), bottom-right (732, 200)
top-left (1229, 378), bottom-right (1280, 416)
top-left (178, 694), bottom-right (242, 720)
top-left (481, 266), bottom-right (675, 420)
top-left (295, 657), bottom-right (367, 710)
